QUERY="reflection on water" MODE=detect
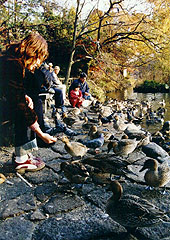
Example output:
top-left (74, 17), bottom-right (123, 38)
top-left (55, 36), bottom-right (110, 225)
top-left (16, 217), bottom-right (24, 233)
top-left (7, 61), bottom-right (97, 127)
top-left (107, 91), bottom-right (170, 134)
top-left (135, 93), bottom-right (170, 133)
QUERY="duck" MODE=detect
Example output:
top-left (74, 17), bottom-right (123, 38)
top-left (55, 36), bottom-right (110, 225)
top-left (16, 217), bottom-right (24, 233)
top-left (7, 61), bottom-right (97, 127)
top-left (83, 154), bottom-right (135, 179)
top-left (88, 125), bottom-right (100, 139)
top-left (83, 112), bottom-right (99, 124)
top-left (62, 112), bottom-right (77, 127)
top-left (98, 112), bottom-right (114, 125)
top-left (107, 137), bottom-right (138, 157)
top-left (60, 161), bottom-right (90, 184)
top-left (78, 133), bottom-right (104, 149)
top-left (139, 159), bottom-right (170, 191)
top-left (90, 100), bottom-right (103, 113)
top-left (82, 116), bottom-right (95, 131)
top-left (161, 121), bottom-right (170, 137)
top-left (151, 131), bottom-right (165, 145)
top-left (127, 107), bottom-right (143, 124)
top-left (68, 107), bottom-right (83, 117)
top-left (106, 180), bottom-right (169, 232)
top-left (124, 127), bottom-right (148, 141)
top-left (113, 115), bottom-right (128, 131)
top-left (54, 116), bottom-right (78, 136)
top-left (61, 136), bottom-right (88, 159)
top-left (160, 99), bottom-right (166, 108)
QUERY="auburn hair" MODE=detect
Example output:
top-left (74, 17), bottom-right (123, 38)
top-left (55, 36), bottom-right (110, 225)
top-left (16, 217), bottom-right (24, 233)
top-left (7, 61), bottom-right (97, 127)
top-left (6, 33), bottom-right (48, 67)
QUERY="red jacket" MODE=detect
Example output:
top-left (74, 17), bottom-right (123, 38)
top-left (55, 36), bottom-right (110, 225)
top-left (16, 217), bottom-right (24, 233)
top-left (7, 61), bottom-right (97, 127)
top-left (69, 89), bottom-right (82, 101)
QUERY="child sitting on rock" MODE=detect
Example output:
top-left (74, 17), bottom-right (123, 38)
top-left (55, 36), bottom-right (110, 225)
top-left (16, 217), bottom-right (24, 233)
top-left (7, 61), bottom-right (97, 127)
top-left (69, 83), bottom-right (84, 108)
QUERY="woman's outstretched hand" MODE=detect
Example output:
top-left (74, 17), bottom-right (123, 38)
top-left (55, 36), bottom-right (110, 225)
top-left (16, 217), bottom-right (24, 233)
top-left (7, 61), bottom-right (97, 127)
top-left (41, 133), bottom-right (57, 144)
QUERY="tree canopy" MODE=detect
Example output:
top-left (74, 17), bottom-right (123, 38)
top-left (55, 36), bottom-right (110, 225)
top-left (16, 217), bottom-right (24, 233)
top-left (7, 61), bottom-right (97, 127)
top-left (0, 0), bottom-right (170, 99)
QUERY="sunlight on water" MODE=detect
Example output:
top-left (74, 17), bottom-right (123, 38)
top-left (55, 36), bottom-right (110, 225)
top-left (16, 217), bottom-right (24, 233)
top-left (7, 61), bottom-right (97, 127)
top-left (135, 93), bottom-right (170, 133)
top-left (107, 91), bottom-right (170, 134)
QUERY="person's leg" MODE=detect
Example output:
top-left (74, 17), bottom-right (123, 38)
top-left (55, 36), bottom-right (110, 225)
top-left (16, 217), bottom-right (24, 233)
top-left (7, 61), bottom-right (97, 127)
top-left (84, 94), bottom-right (94, 100)
top-left (33, 98), bottom-right (44, 130)
top-left (71, 100), bottom-right (77, 108)
top-left (33, 98), bottom-right (51, 132)
top-left (70, 98), bottom-right (79, 108)
top-left (14, 116), bottom-right (45, 173)
top-left (33, 98), bottom-right (54, 147)
top-left (76, 100), bottom-right (82, 108)
top-left (56, 85), bottom-right (66, 100)
top-left (54, 88), bottom-right (64, 108)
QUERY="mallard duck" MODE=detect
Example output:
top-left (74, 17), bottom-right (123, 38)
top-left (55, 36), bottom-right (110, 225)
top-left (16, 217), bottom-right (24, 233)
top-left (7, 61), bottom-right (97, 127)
top-left (124, 127), bottom-right (148, 141)
top-left (78, 133), bottom-right (104, 149)
top-left (83, 154), bottom-right (135, 179)
top-left (106, 181), bottom-right (169, 231)
top-left (113, 115), bottom-right (128, 131)
top-left (62, 112), bottom-right (77, 127)
top-left (62, 136), bottom-right (88, 159)
top-left (139, 159), bottom-right (170, 191)
top-left (126, 109), bottom-right (143, 125)
top-left (98, 113), bottom-right (114, 125)
top-left (54, 116), bottom-right (78, 136)
top-left (84, 112), bottom-right (98, 124)
top-left (88, 125), bottom-right (99, 139)
top-left (82, 116), bottom-right (95, 131)
top-left (68, 107), bottom-right (82, 116)
top-left (151, 131), bottom-right (165, 145)
top-left (60, 161), bottom-right (90, 184)
top-left (161, 121), bottom-right (170, 136)
top-left (90, 100), bottom-right (102, 113)
top-left (107, 138), bottom-right (138, 157)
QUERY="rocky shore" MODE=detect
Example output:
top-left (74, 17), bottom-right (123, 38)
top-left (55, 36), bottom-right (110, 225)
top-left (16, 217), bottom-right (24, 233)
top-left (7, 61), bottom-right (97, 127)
top-left (0, 101), bottom-right (170, 240)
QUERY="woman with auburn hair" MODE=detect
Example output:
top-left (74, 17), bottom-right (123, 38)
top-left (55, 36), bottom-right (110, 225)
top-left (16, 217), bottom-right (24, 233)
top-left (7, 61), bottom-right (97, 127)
top-left (0, 33), bottom-right (57, 173)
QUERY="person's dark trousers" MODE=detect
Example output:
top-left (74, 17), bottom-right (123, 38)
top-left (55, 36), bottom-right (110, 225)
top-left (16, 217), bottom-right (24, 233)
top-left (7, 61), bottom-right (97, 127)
top-left (33, 98), bottom-right (44, 130)
top-left (14, 117), bottom-right (36, 147)
top-left (53, 88), bottom-right (64, 108)
top-left (16, 98), bottom-right (46, 148)
top-left (32, 98), bottom-right (53, 147)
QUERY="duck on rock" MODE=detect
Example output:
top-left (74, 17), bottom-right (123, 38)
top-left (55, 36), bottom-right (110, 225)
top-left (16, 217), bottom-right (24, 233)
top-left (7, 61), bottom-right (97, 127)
top-left (139, 158), bottom-right (170, 193)
top-left (60, 161), bottom-right (90, 184)
top-left (106, 181), bottom-right (169, 232)
top-left (107, 136), bottom-right (139, 158)
top-left (61, 136), bottom-right (88, 159)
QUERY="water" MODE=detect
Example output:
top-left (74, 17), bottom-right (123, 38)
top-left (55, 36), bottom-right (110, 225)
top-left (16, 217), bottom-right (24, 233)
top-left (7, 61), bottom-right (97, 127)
top-left (135, 92), bottom-right (170, 133)
top-left (108, 91), bottom-right (170, 134)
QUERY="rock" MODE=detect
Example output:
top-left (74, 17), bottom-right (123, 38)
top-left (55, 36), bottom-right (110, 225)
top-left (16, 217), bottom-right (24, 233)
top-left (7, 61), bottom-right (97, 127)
top-left (34, 205), bottom-right (125, 240)
top-left (0, 216), bottom-right (34, 240)
top-left (0, 194), bottom-right (36, 219)
top-left (43, 193), bottom-right (85, 214)
top-left (34, 182), bottom-right (58, 202)
top-left (29, 209), bottom-right (46, 221)
top-left (25, 168), bottom-right (60, 184)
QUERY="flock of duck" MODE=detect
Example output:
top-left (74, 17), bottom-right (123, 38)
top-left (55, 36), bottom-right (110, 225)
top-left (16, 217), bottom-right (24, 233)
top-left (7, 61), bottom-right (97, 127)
top-left (50, 97), bottom-right (170, 236)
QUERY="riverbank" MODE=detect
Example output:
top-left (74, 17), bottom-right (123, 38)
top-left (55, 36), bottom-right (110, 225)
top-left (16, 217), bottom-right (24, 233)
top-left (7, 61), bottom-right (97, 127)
top-left (0, 101), bottom-right (170, 240)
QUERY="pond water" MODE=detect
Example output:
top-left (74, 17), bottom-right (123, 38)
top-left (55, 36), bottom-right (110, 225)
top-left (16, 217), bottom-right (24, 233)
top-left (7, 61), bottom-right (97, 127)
top-left (107, 90), bottom-right (170, 134)
top-left (135, 92), bottom-right (170, 133)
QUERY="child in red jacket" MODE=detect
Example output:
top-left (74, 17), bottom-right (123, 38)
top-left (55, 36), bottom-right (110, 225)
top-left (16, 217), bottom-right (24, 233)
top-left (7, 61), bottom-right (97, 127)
top-left (69, 83), bottom-right (84, 108)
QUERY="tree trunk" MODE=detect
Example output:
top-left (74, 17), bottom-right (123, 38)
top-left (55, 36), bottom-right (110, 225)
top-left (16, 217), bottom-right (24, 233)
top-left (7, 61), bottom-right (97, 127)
top-left (64, 0), bottom-right (80, 87)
